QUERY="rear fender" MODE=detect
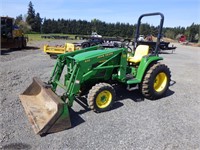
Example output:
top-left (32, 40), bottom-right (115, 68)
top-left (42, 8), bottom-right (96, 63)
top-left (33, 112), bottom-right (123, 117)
top-left (136, 56), bottom-right (163, 82)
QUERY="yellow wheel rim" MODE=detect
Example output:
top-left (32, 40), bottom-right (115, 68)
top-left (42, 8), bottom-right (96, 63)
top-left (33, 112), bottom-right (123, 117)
top-left (154, 72), bottom-right (167, 92)
top-left (96, 90), bottom-right (112, 109)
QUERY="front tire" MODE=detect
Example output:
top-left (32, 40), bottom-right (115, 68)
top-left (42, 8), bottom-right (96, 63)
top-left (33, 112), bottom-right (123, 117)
top-left (88, 83), bottom-right (116, 112)
top-left (141, 63), bottom-right (171, 100)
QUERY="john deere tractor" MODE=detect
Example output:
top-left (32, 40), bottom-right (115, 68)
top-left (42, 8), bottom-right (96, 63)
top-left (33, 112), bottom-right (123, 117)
top-left (19, 12), bottom-right (171, 135)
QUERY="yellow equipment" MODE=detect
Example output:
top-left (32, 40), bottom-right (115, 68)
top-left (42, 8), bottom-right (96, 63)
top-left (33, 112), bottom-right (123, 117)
top-left (44, 43), bottom-right (81, 55)
top-left (1, 16), bottom-right (28, 49)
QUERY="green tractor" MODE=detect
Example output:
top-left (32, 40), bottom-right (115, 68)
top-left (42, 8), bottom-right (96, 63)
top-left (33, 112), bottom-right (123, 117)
top-left (19, 12), bottom-right (171, 135)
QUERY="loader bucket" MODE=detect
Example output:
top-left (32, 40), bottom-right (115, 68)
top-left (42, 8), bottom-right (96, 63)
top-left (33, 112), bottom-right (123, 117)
top-left (19, 77), bottom-right (71, 135)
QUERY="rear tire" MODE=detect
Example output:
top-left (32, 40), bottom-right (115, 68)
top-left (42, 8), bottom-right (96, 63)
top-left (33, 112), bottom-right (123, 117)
top-left (141, 63), bottom-right (171, 100)
top-left (81, 42), bottom-right (90, 48)
top-left (22, 38), bottom-right (27, 48)
top-left (88, 83), bottom-right (116, 113)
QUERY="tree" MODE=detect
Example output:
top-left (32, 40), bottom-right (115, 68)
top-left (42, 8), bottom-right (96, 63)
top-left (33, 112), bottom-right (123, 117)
top-left (184, 23), bottom-right (200, 42)
top-left (39, 15), bottom-right (198, 40)
top-left (34, 13), bottom-right (42, 32)
top-left (26, 1), bottom-right (35, 31)
top-left (188, 23), bottom-right (196, 42)
top-left (26, 1), bottom-right (42, 33)
top-left (198, 25), bottom-right (200, 43)
top-left (14, 14), bottom-right (31, 33)
top-left (140, 23), bottom-right (151, 36)
top-left (41, 18), bottom-right (50, 33)
top-left (165, 29), bottom-right (175, 39)
top-left (17, 20), bottom-right (31, 33)
top-left (91, 19), bottom-right (101, 33)
top-left (15, 14), bottom-right (23, 25)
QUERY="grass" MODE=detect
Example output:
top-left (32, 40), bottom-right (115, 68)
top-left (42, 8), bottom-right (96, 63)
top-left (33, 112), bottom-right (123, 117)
top-left (26, 33), bottom-right (77, 41)
top-left (26, 33), bottom-right (200, 47)
top-left (26, 34), bottom-right (44, 41)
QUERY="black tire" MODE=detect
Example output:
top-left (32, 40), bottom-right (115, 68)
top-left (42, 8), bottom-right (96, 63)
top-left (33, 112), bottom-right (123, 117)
top-left (22, 38), bottom-right (27, 48)
top-left (81, 42), bottom-right (90, 48)
top-left (141, 63), bottom-right (171, 100)
top-left (90, 43), bottom-right (97, 46)
top-left (15, 38), bottom-right (22, 49)
top-left (50, 54), bottom-right (58, 59)
top-left (88, 83), bottom-right (116, 113)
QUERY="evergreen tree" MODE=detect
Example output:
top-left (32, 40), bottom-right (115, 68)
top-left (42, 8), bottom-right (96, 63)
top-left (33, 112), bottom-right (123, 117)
top-left (188, 23), bottom-right (199, 42)
top-left (15, 14), bottom-right (23, 25)
top-left (198, 29), bottom-right (200, 43)
top-left (39, 16), bottom-right (199, 41)
top-left (34, 13), bottom-right (42, 32)
top-left (26, 1), bottom-right (42, 32)
top-left (26, 1), bottom-right (35, 31)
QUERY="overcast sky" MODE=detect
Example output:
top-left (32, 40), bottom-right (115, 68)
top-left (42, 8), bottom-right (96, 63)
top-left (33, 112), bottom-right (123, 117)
top-left (1, 0), bottom-right (200, 27)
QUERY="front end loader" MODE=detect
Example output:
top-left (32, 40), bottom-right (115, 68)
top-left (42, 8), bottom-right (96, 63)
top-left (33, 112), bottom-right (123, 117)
top-left (19, 12), bottom-right (171, 136)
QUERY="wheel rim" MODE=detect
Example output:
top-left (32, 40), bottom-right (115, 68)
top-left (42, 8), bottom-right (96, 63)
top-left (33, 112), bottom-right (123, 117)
top-left (154, 72), bottom-right (167, 92)
top-left (96, 90), bottom-right (112, 108)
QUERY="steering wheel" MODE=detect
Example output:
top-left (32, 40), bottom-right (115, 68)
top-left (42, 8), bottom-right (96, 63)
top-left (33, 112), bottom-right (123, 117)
top-left (122, 41), bottom-right (133, 52)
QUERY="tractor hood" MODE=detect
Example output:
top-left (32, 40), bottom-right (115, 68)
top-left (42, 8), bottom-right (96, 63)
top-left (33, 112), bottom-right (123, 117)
top-left (73, 48), bottom-right (121, 61)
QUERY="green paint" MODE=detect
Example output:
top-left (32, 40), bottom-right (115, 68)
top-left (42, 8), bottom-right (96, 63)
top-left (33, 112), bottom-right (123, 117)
top-left (127, 56), bottom-right (163, 84)
top-left (48, 45), bottom-right (163, 108)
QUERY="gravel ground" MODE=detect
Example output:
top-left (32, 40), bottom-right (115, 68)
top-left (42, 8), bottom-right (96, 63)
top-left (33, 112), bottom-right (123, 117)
top-left (0, 41), bottom-right (200, 150)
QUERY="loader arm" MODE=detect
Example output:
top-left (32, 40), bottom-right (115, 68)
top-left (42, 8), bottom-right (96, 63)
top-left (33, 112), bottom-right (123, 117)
top-left (49, 45), bottom-right (100, 87)
top-left (49, 47), bottom-right (126, 107)
top-left (18, 45), bottom-right (101, 135)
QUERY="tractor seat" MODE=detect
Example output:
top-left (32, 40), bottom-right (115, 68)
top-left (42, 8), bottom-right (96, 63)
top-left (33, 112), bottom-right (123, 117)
top-left (128, 45), bottom-right (149, 64)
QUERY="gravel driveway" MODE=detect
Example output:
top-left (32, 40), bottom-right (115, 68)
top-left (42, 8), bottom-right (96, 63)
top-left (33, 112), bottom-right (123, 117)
top-left (0, 41), bottom-right (200, 150)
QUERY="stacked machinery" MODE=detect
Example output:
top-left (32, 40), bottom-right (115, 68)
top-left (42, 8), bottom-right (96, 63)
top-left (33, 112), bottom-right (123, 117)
top-left (1, 17), bottom-right (27, 49)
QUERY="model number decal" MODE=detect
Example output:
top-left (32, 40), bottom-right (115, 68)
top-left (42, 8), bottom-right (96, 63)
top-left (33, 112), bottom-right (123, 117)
top-left (85, 59), bottom-right (90, 62)
top-left (105, 52), bottom-right (113, 56)
top-left (97, 55), bottom-right (104, 58)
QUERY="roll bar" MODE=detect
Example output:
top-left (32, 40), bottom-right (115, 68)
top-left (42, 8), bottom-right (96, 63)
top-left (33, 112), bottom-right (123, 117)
top-left (134, 12), bottom-right (164, 55)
